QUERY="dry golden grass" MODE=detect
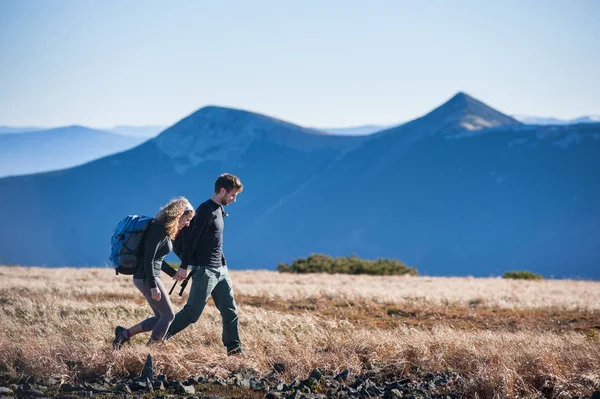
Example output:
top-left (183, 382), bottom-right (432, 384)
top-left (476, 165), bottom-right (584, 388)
top-left (0, 266), bottom-right (599, 398)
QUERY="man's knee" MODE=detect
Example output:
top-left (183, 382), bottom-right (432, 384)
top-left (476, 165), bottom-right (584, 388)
top-left (184, 304), bottom-right (205, 324)
top-left (220, 306), bottom-right (238, 323)
top-left (164, 310), bottom-right (175, 323)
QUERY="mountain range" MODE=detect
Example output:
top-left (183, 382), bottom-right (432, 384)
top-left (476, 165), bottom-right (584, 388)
top-left (0, 92), bottom-right (598, 279)
top-left (316, 125), bottom-right (397, 136)
top-left (0, 126), bottom-right (146, 178)
top-left (512, 115), bottom-right (600, 125)
top-left (316, 114), bottom-right (600, 135)
top-left (108, 125), bottom-right (165, 138)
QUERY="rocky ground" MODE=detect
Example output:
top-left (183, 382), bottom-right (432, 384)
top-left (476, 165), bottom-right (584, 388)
top-left (1, 355), bottom-right (599, 399)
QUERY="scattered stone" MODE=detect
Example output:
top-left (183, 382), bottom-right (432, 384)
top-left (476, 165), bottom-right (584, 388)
top-left (16, 384), bottom-right (45, 397)
top-left (283, 378), bottom-right (300, 392)
top-left (153, 380), bottom-right (165, 391)
top-left (386, 378), bottom-right (412, 390)
top-left (334, 369), bottom-right (349, 382)
top-left (309, 368), bottom-right (323, 381)
top-left (235, 378), bottom-right (251, 390)
top-left (45, 377), bottom-right (61, 386)
top-left (5, 365), bottom-right (470, 398)
top-left (273, 363), bottom-right (286, 374)
top-left (173, 381), bottom-right (195, 395)
top-left (59, 384), bottom-right (84, 392)
top-left (116, 383), bottom-right (132, 394)
top-left (285, 391), bottom-right (303, 399)
top-left (24, 376), bottom-right (37, 385)
top-left (142, 354), bottom-right (153, 380)
top-left (305, 377), bottom-right (319, 390)
top-left (250, 379), bottom-right (268, 391)
top-left (349, 378), bottom-right (363, 390)
top-left (197, 375), bottom-right (207, 383)
top-left (129, 377), bottom-right (153, 392)
top-left (182, 384), bottom-right (195, 395)
top-left (300, 385), bottom-right (311, 394)
top-left (214, 378), bottom-right (227, 387)
top-left (186, 376), bottom-right (197, 385)
top-left (101, 376), bottom-right (113, 385)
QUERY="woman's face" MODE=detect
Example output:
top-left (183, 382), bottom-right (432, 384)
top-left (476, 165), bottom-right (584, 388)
top-left (177, 212), bottom-right (194, 231)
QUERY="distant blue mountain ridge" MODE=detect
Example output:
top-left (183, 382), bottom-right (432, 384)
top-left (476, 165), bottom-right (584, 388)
top-left (0, 126), bottom-right (146, 178)
top-left (0, 92), bottom-right (598, 280)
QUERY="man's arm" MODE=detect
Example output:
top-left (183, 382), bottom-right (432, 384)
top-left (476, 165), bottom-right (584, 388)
top-left (179, 206), bottom-right (212, 270)
top-left (161, 260), bottom-right (177, 277)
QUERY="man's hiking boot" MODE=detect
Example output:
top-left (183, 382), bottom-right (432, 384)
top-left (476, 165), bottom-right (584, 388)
top-left (112, 326), bottom-right (129, 349)
top-left (227, 347), bottom-right (243, 356)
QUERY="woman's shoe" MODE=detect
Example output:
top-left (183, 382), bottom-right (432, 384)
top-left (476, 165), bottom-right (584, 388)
top-left (112, 326), bottom-right (129, 349)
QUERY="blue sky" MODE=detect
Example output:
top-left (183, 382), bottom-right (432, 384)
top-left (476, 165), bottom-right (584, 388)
top-left (0, 0), bottom-right (598, 128)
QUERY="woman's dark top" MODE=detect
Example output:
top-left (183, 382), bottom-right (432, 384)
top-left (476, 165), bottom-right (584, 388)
top-left (133, 221), bottom-right (176, 288)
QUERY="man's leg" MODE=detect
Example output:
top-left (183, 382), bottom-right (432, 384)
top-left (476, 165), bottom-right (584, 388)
top-left (167, 267), bottom-right (216, 338)
top-left (212, 267), bottom-right (242, 354)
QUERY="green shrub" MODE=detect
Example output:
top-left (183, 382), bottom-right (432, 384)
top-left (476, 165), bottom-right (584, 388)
top-left (502, 270), bottom-right (544, 280)
top-left (277, 253), bottom-right (418, 276)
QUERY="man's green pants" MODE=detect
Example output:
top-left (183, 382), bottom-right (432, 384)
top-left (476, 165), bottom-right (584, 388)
top-left (167, 265), bottom-right (242, 353)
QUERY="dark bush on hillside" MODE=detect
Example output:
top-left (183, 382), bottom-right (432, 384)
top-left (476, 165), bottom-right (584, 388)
top-left (502, 270), bottom-right (544, 280)
top-left (277, 253), bottom-right (418, 276)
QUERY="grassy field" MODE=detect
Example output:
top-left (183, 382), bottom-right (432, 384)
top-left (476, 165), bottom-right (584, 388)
top-left (0, 266), bottom-right (599, 398)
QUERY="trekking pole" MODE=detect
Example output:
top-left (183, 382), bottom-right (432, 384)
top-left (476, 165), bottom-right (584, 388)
top-left (178, 269), bottom-right (196, 296)
top-left (169, 280), bottom-right (178, 295)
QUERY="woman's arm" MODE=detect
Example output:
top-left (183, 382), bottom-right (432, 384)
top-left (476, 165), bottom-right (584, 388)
top-left (142, 227), bottom-right (163, 289)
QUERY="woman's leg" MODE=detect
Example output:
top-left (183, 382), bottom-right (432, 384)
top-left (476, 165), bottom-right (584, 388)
top-left (113, 279), bottom-right (161, 348)
top-left (127, 278), bottom-right (162, 335)
top-left (147, 279), bottom-right (175, 344)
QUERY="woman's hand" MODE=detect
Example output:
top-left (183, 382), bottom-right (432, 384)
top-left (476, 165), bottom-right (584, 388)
top-left (151, 287), bottom-right (161, 301)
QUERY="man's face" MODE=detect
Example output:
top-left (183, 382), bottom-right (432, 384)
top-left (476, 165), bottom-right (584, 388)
top-left (219, 188), bottom-right (240, 206)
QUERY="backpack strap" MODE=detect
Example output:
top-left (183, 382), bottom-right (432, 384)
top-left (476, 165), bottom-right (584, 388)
top-left (132, 218), bottom-right (155, 268)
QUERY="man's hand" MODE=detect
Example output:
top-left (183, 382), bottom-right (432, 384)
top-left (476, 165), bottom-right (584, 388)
top-left (174, 268), bottom-right (187, 282)
top-left (151, 287), bottom-right (161, 301)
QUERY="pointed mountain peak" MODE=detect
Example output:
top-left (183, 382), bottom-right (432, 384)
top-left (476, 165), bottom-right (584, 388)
top-left (446, 91), bottom-right (476, 106)
top-left (421, 91), bottom-right (522, 131)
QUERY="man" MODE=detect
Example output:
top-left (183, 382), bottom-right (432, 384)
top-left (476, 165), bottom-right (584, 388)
top-left (167, 173), bottom-right (244, 355)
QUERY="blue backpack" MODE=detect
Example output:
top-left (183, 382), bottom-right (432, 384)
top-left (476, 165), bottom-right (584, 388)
top-left (109, 215), bottom-right (154, 275)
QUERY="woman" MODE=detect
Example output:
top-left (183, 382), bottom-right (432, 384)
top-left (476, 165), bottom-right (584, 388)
top-left (112, 196), bottom-right (195, 348)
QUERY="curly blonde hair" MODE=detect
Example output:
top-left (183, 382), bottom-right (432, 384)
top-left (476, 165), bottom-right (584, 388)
top-left (154, 196), bottom-right (195, 239)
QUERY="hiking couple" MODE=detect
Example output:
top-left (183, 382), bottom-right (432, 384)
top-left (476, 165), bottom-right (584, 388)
top-left (112, 173), bottom-right (244, 356)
